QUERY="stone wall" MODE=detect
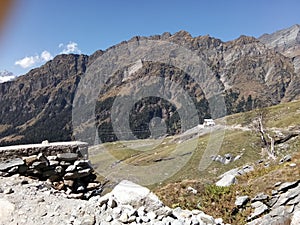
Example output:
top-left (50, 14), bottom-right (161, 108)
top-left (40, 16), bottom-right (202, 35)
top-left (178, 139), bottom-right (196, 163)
top-left (0, 141), bottom-right (102, 199)
top-left (0, 141), bottom-right (88, 161)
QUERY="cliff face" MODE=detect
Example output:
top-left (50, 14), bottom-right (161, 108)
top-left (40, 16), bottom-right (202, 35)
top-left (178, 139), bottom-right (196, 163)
top-left (1, 26), bottom-right (300, 145)
top-left (259, 24), bottom-right (300, 72)
top-left (0, 54), bottom-right (89, 145)
top-left (88, 31), bottom-right (299, 143)
top-left (259, 24), bottom-right (300, 101)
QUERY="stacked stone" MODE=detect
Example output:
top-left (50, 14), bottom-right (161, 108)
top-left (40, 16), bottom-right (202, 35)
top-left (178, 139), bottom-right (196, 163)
top-left (0, 141), bottom-right (88, 161)
top-left (0, 152), bottom-right (101, 199)
top-left (233, 180), bottom-right (300, 224)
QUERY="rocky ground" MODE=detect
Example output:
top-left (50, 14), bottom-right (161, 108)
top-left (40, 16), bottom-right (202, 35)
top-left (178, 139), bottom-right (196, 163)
top-left (0, 176), bottom-right (228, 225)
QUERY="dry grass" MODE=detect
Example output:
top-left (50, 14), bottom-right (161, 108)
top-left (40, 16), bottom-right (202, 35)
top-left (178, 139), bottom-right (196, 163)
top-left (90, 100), bottom-right (300, 224)
top-left (154, 151), bottom-right (300, 225)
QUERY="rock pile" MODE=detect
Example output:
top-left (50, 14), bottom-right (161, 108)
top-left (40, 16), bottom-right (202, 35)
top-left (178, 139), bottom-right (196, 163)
top-left (0, 151), bottom-right (101, 199)
top-left (96, 180), bottom-right (228, 225)
top-left (0, 177), bottom-right (228, 225)
top-left (234, 180), bottom-right (300, 225)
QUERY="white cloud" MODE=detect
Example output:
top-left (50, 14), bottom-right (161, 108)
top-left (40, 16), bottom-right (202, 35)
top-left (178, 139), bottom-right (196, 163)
top-left (15, 55), bottom-right (40, 68)
top-left (14, 41), bottom-right (82, 70)
top-left (59, 42), bottom-right (81, 54)
top-left (15, 51), bottom-right (53, 69)
top-left (41, 50), bottom-right (53, 61)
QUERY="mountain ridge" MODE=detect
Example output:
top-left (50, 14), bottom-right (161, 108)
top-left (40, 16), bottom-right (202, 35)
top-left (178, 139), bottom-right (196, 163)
top-left (0, 25), bottom-right (300, 146)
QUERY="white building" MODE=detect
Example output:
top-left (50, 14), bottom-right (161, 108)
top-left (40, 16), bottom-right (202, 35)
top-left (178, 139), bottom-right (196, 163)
top-left (203, 119), bottom-right (215, 127)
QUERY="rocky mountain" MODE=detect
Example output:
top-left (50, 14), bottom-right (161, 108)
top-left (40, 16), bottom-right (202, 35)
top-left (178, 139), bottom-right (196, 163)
top-left (259, 24), bottom-right (300, 72)
top-left (1, 26), bottom-right (300, 146)
top-left (0, 70), bottom-right (15, 83)
top-left (0, 54), bottom-right (88, 145)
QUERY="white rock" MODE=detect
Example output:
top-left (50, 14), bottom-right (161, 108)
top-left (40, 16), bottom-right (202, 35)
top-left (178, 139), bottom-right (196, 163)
top-left (0, 198), bottom-right (15, 223)
top-left (187, 186), bottom-right (198, 194)
top-left (235, 195), bottom-right (249, 207)
top-left (147, 211), bottom-right (157, 220)
top-left (216, 174), bottom-right (236, 187)
top-left (291, 209), bottom-right (300, 225)
top-left (197, 212), bottom-right (215, 224)
top-left (215, 217), bottom-right (223, 224)
top-left (111, 180), bottom-right (150, 204)
top-left (118, 212), bottom-right (128, 223)
top-left (111, 180), bottom-right (164, 211)
top-left (105, 215), bottom-right (113, 222)
top-left (42, 140), bottom-right (49, 145)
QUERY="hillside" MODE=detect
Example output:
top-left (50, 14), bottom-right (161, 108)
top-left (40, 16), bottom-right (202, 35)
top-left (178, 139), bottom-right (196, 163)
top-left (0, 25), bottom-right (300, 146)
top-left (89, 99), bottom-right (300, 224)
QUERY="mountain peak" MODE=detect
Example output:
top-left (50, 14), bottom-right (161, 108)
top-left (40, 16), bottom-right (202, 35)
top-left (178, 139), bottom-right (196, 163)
top-left (225, 35), bottom-right (259, 47)
top-left (235, 35), bottom-right (259, 44)
top-left (0, 70), bottom-right (15, 83)
top-left (259, 24), bottom-right (300, 47)
top-left (291, 23), bottom-right (300, 30)
top-left (258, 24), bottom-right (300, 72)
top-left (172, 30), bottom-right (193, 38)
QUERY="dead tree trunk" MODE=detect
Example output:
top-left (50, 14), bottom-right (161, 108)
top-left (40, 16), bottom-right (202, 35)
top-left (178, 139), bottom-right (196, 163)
top-left (257, 113), bottom-right (276, 160)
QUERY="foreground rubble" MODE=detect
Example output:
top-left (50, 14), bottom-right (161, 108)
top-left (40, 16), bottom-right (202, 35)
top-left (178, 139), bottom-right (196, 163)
top-left (244, 180), bottom-right (300, 225)
top-left (0, 176), bottom-right (228, 225)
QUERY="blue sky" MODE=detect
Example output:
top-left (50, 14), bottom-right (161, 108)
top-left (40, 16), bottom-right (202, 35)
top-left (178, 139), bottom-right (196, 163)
top-left (1, 0), bottom-right (300, 76)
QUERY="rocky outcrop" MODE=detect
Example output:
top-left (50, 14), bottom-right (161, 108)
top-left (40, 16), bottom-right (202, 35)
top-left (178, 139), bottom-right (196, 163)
top-left (259, 24), bottom-right (300, 73)
top-left (0, 54), bottom-right (89, 146)
top-left (240, 180), bottom-right (300, 225)
top-left (216, 165), bottom-right (254, 187)
top-left (258, 24), bottom-right (300, 102)
top-left (0, 176), bottom-right (228, 225)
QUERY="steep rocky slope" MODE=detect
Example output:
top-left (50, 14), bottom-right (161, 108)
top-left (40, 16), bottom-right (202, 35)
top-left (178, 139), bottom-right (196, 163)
top-left (0, 54), bottom-right (88, 145)
top-left (259, 24), bottom-right (300, 72)
top-left (259, 24), bottom-right (300, 102)
top-left (1, 26), bottom-right (300, 146)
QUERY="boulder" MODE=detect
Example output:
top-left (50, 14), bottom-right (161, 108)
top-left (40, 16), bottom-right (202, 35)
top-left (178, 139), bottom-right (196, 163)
top-left (41, 140), bottom-right (49, 145)
top-left (57, 153), bottom-right (78, 161)
top-left (187, 186), bottom-right (198, 194)
top-left (279, 154), bottom-right (292, 164)
top-left (216, 174), bottom-right (236, 187)
top-left (0, 158), bottom-right (24, 171)
top-left (235, 196), bottom-right (249, 207)
top-left (224, 153), bottom-right (233, 164)
top-left (110, 180), bottom-right (164, 212)
top-left (252, 193), bottom-right (268, 202)
top-left (248, 201), bottom-right (268, 220)
top-left (277, 181), bottom-right (299, 192)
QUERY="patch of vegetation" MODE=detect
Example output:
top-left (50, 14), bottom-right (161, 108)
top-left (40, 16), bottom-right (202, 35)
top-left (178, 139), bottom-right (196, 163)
top-left (224, 99), bottom-right (300, 129)
top-left (154, 150), bottom-right (300, 225)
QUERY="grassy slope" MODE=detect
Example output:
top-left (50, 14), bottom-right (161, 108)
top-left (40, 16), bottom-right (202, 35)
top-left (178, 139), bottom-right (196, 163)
top-left (90, 100), bottom-right (300, 224)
